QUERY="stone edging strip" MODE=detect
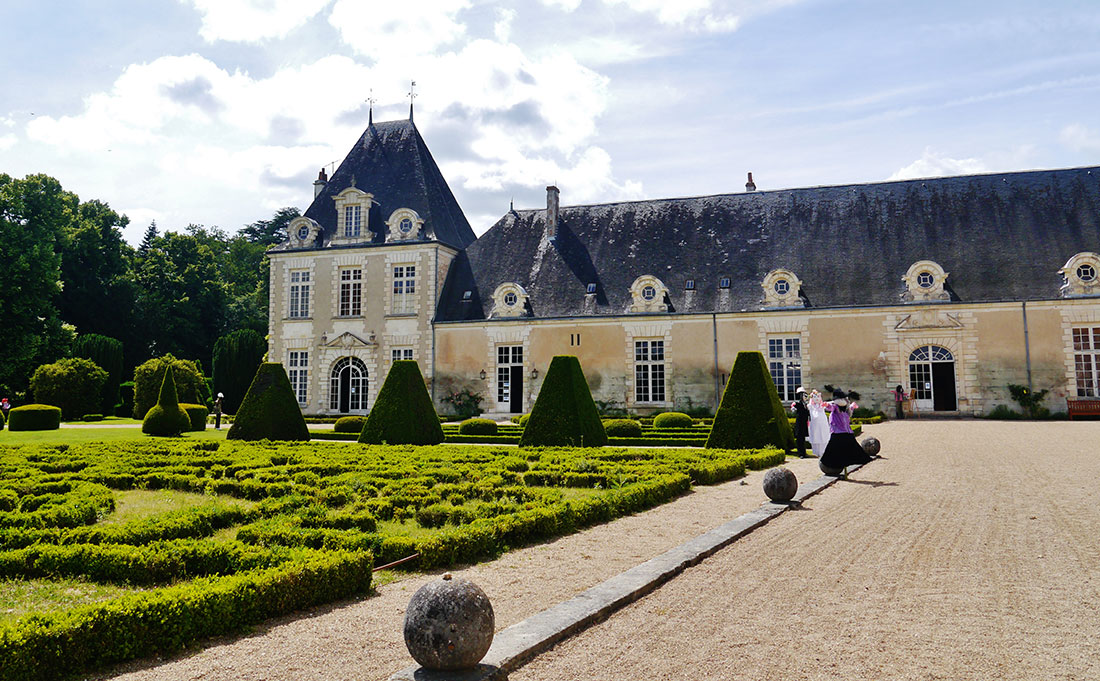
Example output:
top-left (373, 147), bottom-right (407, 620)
top-left (390, 465), bottom-right (864, 681)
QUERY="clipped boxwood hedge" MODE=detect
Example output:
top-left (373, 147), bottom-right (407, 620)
top-left (228, 363), bottom-right (310, 442)
top-left (652, 412), bottom-right (693, 429)
top-left (359, 361), bottom-right (444, 445)
top-left (7, 405), bottom-right (62, 431)
top-left (458, 418), bottom-right (498, 435)
top-left (81, 414), bottom-right (104, 422)
top-left (519, 356), bottom-right (607, 448)
top-left (142, 369), bottom-right (192, 437)
top-left (334, 416), bottom-right (367, 433)
top-left (706, 351), bottom-right (794, 452)
top-left (180, 403), bottom-right (209, 431)
top-left (603, 418), bottom-right (643, 437)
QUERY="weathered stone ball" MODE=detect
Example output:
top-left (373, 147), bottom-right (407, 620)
top-left (819, 460), bottom-right (844, 476)
top-left (403, 573), bottom-right (495, 671)
top-left (762, 467), bottom-right (798, 502)
top-left (861, 437), bottom-right (881, 456)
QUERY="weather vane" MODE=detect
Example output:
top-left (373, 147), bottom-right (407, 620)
top-left (366, 88), bottom-right (376, 125)
top-left (408, 80), bottom-right (417, 121)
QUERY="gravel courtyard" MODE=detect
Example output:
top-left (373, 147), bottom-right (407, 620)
top-left (100, 421), bottom-right (1100, 681)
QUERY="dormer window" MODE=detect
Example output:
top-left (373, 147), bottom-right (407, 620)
top-left (386, 208), bottom-right (425, 242)
top-left (297, 225), bottom-right (310, 240)
top-left (773, 279), bottom-right (790, 295)
top-left (399, 217), bottom-right (413, 234)
top-left (902, 260), bottom-right (950, 302)
top-left (719, 277), bottom-right (731, 289)
top-left (287, 217), bottom-right (321, 247)
top-left (491, 283), bottom-right (530, 318)
top-left (762, 269), bottom-right (805, 308)
top-left (629, 275), bottom-right (669, 313)
top-left (462, 290), bottom-right (472, 301)
top-left (642, 285), bottom-right (656, 301)
top-left (504, 292), bottom-right (517, 306)
top-left (685, 279), bottom-right (696, 291)
top-left (1078, 264), bottom-right (1097, 282)
top-left (1060, 252), bottom-right (1100, 298)
top-left (332, 188), bottom-right (374, 243)
top-left (586, 283), bottom-right (597, 294)
top-left (916, 271), bottom-right (935, 289)
top-left (343, 205), bottom-right (362, 237)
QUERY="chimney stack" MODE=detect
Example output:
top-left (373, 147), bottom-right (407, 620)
top-left (546, 185), bottom-right (560, 241)
top-left (314, 168), bottom-right (329, 198)
top-left (745, 172), bottom-right (756, 192)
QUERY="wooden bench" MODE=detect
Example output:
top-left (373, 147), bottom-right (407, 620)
top-left (1067, 398), bottom-right (1100, 420)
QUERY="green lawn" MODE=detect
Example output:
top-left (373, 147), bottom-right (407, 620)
top-left (0, 578), bottom-right (144, 625)
top-left (0, 427), bottom-right (228, 445)
top-left (103, 489), bottom-right (255, 526)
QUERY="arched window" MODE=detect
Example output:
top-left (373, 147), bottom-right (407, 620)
top-left (908, 345), bottom-right (956, 411)
top-left (330, 357), bottom-right (368, 413)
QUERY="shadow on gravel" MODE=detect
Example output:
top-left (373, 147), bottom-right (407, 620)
top-left (841, 479), bottom-right (899, 488)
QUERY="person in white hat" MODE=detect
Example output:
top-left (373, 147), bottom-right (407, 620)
top-left (214, 393), bottom-right (224, 429)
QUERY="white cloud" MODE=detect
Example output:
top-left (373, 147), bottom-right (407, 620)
top-left (494, 7), bottom-right (516, 42)
top-left (541, 0), bottom-right (583, 11)
top-left (329, 0), bottom-right (470, 61)
top-left (888, 148), bottom-right (989, 181)
top-left (1059, 123), bottom-right (1100, 154)
top-left (601, 0), bottom-right (739, 32)
top-left (184, 0), bottom-right (332, 42)
top-left (0, 135), bottom-right (15, 151)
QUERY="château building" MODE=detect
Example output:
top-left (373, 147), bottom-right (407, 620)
top-left (267, 114), bottom-right (1100, 417)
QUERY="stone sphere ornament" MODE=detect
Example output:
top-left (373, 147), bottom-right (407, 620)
top-left (762, 467), bottom-right (798, 502)
top-left (403, 573), bottom-right (495, 671)
top-left (819, 460), bottom-right (844, 476)
top-left (861, 437), bottom-right (881, 457)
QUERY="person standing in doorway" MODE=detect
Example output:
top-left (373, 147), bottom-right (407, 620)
top-left (214, 393), bottom-right (224, 429)
top-left (790, 387), bottom-right (811, 457)
top-left (892, 384), bottom-right (907, 420)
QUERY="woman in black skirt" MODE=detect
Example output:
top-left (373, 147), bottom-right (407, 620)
top-left (820, 389), bottom-right (873, 475)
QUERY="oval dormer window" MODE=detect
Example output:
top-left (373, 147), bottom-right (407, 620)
top-left (399, 217), bottom-right (413, 234)
top-left (642, 285), bottom-right (657, 301)
top-left (773, 279), bottom-right (790, 295)
top-left (297, 225), bottom-right (310, 240)
top-left (1078, 264), bottom-right (1097, 282)
top-left (504, 292), bottom-right (517, 307)
top-left (917, 271), bottom-right (935, 288)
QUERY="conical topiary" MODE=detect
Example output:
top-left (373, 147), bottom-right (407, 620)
top-left (142, 366), bottom-right (192, 436)
top-left (706, 351), bottom-right (794, 451)
top-left (359, 360), bottom-right (444, 445)
top-left (227, 362), bottom-right (310, 441)
top-left (519, 355), bottom-right (607, 448)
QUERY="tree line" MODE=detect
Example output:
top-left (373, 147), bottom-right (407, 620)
top-left (0, 172), bottom-right (297, 400)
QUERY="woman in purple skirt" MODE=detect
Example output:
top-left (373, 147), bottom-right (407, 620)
top-left (819, 389), bottom-right (873, 475)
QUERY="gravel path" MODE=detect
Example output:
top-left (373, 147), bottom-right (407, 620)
top-left (100, 453), bottom-right (825, 681)
top-left (514, 420), bottom-right (1100, 681)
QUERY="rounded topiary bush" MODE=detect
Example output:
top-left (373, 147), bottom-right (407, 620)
top-left (334, 415), bottom-right (367, 433)
top-left (228, 363), bottom-right (310, 442)
top-left (133, 354), bottom-right (208, 420)
top-left (458, 418), bottom-right (498, 435)
top-left (81, 414), bottom-right (104, 422)
top-left (142, 369), bottom-right (192, 437)
top-left (603, 418), bottom-right (642, 437)
top-left (29, 357), bottom-right (108, 421)
top-left (180, 403), bottom-right (209, 431)
top-left (653, 412), bottom-right (693, 429)
top-left (8, 404), bottom-right (62, 431)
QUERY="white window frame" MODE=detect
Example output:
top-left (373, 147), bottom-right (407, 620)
top-left (343, 204), bottom-right (362, 237)
top-left (497, 345), bottom-right (523, 405)
top-left (634, 339), bottom-right (666, 403)
top-left (1073, 327), bottom-right (1100, 397)
top-left (392, 265), bottom-right (417, 314)
top-left (288, 269), bottom-right (311, 319)
top-left (391, 347), bottom-right (414, 363)
top-left (768, 336), bottom-right (802, 402)
top-left (339, 267), bottom-right (362, 317)
top-left (288, 351), bottom-right (309, 406)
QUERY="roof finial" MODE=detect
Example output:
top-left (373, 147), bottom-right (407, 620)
top-left (366, 88), bottom-right (376, 126)
top-left (510, 197), bottom-right (514, 212)
top-left (407, 80), bottom-right (417, 122)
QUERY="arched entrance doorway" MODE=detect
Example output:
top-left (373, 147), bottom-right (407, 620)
top-left (908, 345), bottom-right (957, 411)
top-left (330, 357), bottom-right (368, 414)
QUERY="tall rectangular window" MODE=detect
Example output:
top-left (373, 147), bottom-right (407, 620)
top-left (497, 345), bottom-right (523, 404)
top-left (391, 347), bottom-right (414, 362)
top-left (288, 270), bottom-right (310, 318)
top-left (1073, 327), bottom-right (1100, 397)
top-left (634, 339), bottom-right (666, 403)
top-left (392, 265), bottom-right (416, 314)
top-left (288, 351), bottom-right (309, 406)
top-left (343, 205), bottom-right (361, 237)
top-left (768, 337), bottom-right (802, 401)
top-left (339, 267), bottom-right (362, 316)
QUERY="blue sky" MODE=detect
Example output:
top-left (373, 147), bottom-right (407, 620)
top-left (2, 0), bottom-right (1099, 244)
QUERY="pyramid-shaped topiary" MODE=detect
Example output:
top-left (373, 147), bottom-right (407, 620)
top-left (227, 362), bottom-right (310, 441)
top-left (706, 351), bottom-right (794, 451)
top-left (142, 367), bottom-right (192, 437)
top-left (519, 355), bottom-right (607, 448)
top-left (359, 360), bottom-right (444, 445)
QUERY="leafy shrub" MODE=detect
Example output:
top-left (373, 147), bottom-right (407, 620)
top-left (603, 419), bottom-right (642, 437)
top-left (1008, 384), bottom-right (1050, 418)
top-left (441, 387), bottom-right (484, 418)
top-left (359, 361), bottom-right (444, 445)
top-left (212, 329), bottom-right (267, 415)
top-left (519, 356), bottom-right (607, 448)
top-left (81, 414), bottom-right (104, 422)
top-left (180, 403), bottom-right (209, 431)
top-left (706, 351), bottom-right (794, 451)
top-left (29, 357), bottom-right (108, 420)
top-left (142, 369), bottom-right (193, 437)
top-left (8, 404), bottom-right (62, 431)
top-left (117, 381), bottom-right (135, 417)
top-left (852, 406), bottom-right (882, 419)
top-left (72, 334), bottom-right (125, 415)
top-left (653, 412), bottom-right (693, 429)
top-left (133, 355), bottom-right (207, 419)
top-left (986, 404), bottom-right (1022, 420)
top-left (518, 414), bottom-right (531, 427)
top-left (334, 415), bottom-right (367, 433)
top-left (228, 363), bottom-right (310, 442)
top-left (459, 418), bottom-right (498, 435)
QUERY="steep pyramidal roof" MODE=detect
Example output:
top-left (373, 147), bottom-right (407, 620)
top-left (437, 166), bottom-right (1100, 321)
top-left (301, 119), bottom-right (476, 249)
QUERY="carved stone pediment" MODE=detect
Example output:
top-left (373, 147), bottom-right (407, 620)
top-left (321, 331), bottom-right (377, 349)
top-left (894, 311), bottom-right (964, 331)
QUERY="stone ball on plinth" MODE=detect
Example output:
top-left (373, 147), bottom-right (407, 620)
top-left (819, 460), bottom-right (844, 476)
top-left (762, 467), bottom-right (798, 502)
top-left (861, 437), bottom-right (881, 457)
top-left (403, 573), bottom-right (495, 671)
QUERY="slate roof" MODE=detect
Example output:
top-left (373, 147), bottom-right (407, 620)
top-left (436, 166), bottom-right (1100, 321)
top-left (273, 119), bottom-right (476, 251)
